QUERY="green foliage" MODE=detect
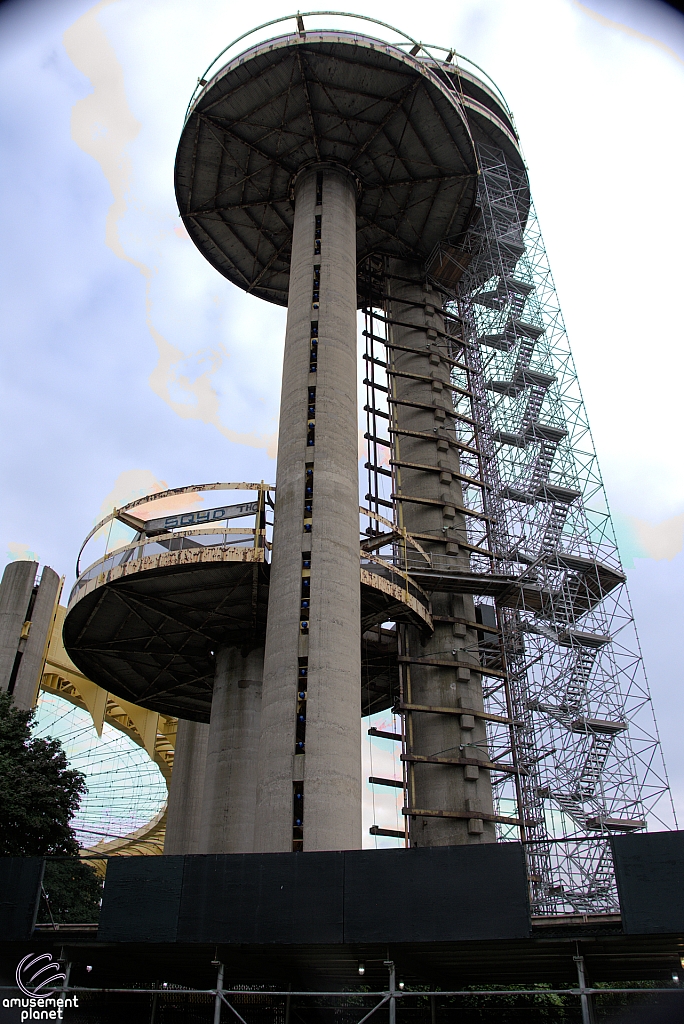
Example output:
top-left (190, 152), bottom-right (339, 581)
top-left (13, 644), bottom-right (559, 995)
top-left (398, 983), bottom-right (675, 1022)
top-left (0, 690), bottom-right (86, 855)
top-left (0, 692), bottom-right (103, 923)
top-left (37, 858), bottom-right (103, 924)
top-left (458, 987), bottom-right (571, 1021)
top-left (418, 986), bottom-right (575, 1022)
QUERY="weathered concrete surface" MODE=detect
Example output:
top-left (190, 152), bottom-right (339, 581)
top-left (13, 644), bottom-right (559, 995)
top-left (0, 561), bottom-right (62, 710)
top-left (388, 259), bottom-right (496, 845)
top-left (254, 166), bottom-right (362, 853)
top-left (0, 561), bottom-right (37, 693)
top-left (164, 719), bottom-right (210, 855)
top-left (12, 567), bottom-right (61, 710)
top-left (200, 646), bottom-right (263, 853)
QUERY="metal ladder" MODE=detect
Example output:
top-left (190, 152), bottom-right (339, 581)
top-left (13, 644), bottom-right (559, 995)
top-left (560, 648), bottom-right (597, 712)
top-left (521, 385), bottom-right (547, 431)
top-left (539, 502), bottom-right (569, 556)
top-left (553, 791), bottom-right (587, 829)
top-left (579, 733), bottom-right (614, 797)
top-left (513, 335), bottom-right (537, 377)
top-left (528, 439), bottom-right (557, 492)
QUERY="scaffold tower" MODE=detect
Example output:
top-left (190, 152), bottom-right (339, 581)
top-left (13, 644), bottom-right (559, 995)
top-left (362, 123), bottom-right (675, 912)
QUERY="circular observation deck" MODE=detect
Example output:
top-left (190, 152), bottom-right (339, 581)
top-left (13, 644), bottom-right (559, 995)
top-left (175, 26), bottom-right (485, 306)
top-left (63, 485), bottom-right (432, 721)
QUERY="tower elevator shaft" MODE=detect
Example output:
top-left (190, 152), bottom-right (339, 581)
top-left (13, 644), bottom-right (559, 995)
top-left (387, 262), bottom-right (495, 845)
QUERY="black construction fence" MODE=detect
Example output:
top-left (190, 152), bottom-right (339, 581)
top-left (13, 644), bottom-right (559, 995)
top-left (0, 835), bottom-right (683, 1023)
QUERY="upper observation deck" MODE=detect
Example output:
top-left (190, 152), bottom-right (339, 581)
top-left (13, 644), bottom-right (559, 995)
top-left (175, 14), bottom-right (527, 305)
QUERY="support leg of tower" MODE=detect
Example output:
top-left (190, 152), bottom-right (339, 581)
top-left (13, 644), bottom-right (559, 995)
top-left (164, 719), bottom-right (209, 855)
top-left (13, 567), bottom-right (61, 710)
top-left (199, 646), bottom-right (264, 854)
top-left (0, 560), bottom-right (61, 710)
top-left (0, 560), bottom-right (39, 697)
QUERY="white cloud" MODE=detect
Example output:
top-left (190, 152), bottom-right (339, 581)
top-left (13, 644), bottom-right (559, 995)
top-left (6, 542), bottom-right (39, 564)
top-left (629, 513), bottom-right (684, 562)
top-left (63, 0), bottom-right (279, 456)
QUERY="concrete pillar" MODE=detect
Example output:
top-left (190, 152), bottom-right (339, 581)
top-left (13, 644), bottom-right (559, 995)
top-left (13, 567), bottom-right (61, 710)
top-left (199, 646), bottom-right (263, 854)
top-left (0, 561), bottom-right (37, 692)
top-left (164, 718), bottom-right (210, 855)
top-left (388, 260), bottom-right (496, 845)
top-left (0, 561), bottom-right (61, 710)
top-left (254, 165), bottom-right (362, 853)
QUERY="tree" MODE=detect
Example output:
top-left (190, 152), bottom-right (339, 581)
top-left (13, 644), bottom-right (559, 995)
top-left (0, 691), bottom-right (102, 922)
top-left (0, 690), bottom-right (85, 855)
top-left (38, 858), bottom-right (103, 924)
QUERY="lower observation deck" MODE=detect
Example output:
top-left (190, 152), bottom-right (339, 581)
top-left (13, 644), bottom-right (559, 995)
top-left (64, 485), bottom-right (433, 721)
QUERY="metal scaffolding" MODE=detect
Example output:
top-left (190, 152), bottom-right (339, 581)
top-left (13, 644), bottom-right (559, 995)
top-left (361, 139), bottom-right (675, 915)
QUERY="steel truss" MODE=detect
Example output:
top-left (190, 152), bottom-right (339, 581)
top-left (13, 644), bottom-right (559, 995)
top-left (361, 141), bottom-right (675, 915)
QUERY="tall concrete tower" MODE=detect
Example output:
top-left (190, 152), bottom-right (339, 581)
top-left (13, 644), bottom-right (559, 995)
top-left (174, 24), bottom-right (485, 853)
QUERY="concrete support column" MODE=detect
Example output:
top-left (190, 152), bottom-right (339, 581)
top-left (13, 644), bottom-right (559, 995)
top-left (0, 561), bottom-right (61, 710)
top-left (13, 567), bottom-right (61, 710)
top-left (254, 165), bottom-right (362, 853)
top-left (164, 719), bottom-right (209, 855)
top-left (200, 646), bottom-right (263, 853)
top-left (388, 259), bottom-right (495, 845)
top-left (0, 561), bottom-right (38, 692)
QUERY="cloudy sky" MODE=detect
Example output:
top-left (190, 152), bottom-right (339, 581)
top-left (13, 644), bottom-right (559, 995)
top-left (1, 0), bottom-right (683, 825)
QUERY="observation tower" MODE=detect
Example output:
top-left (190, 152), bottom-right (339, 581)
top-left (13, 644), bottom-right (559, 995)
top-left (173, 15), bottom-right (498, 854)
top-left (64, 14), bottom-right (673, 912)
